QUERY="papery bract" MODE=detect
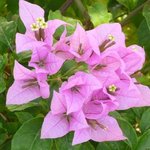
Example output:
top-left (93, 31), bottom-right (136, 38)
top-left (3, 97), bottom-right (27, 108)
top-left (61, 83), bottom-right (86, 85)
top-left (135, 84), bottom-right (150, 107)
top-left (6, 61), bottom-right (49, 105)
top-left (87, 23), bottom-right (125, 55)
top-left (87, 51), bottom-right (125, 83)
top-left (101, 71), bottom-right (141, 110)
top-left (115, 45), bottom-right (145, 75)
top-left (16, 0), bottom-right (68, 53)
top-left (41, 91), bottom-right (88, 138)
top-left (29, 46), bottom-right (64, 75)
top-left (60, 71), bottom-right (102, 113)
top-left (68, 23), bottom-right (92, 62)
top-left (72, 116), bottom-right (126, 145)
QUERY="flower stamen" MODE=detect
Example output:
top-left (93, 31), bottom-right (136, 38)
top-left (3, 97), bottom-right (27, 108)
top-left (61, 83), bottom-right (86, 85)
top-left (108, 84), bottom-right (117, 93)
top-left (30, 23), bottom-right (40, 31)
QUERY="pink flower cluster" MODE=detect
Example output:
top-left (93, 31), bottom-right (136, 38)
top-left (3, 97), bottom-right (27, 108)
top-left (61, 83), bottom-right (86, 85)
top-left (6, 0), bottom-right (150, 145)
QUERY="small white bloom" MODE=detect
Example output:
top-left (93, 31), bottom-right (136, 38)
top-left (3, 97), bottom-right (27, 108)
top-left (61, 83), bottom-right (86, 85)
top-left (30, 23), bottom-right (40, 31)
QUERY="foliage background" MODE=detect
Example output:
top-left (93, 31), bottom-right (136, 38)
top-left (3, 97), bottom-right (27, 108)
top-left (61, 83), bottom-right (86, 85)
top-left (0, 0), bottom-right (150, 149)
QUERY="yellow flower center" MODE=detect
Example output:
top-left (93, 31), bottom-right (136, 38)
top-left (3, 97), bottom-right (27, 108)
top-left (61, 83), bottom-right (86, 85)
top-left (40, 22), bottom-right (48, 29)
top-left (36, 17), bottom-right (45, 24)
top-left (108, 34), bottom-right (115, 41)
top-left (30, 23), bottom-right (40, 31)
top-left (30, 17), bottom-right (48, 31)
top-left (108, 84), bottom-right (117, 93)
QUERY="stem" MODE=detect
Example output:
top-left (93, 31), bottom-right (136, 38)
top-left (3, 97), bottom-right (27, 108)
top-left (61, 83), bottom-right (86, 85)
top-left (0, 113), bottom-right (8, 121)
top-left (121, 0), bottom-right (150, 26)
top-left (60, 0), bottom-right (74, 14)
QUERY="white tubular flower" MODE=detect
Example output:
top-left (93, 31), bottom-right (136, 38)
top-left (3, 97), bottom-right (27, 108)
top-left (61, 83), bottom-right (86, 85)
top-left (108, 84), bottom-right (117, 93)
top-left (36, 17), bottom-right (45, 24)
top-left (108, 34), bottom-right (115, 41)
top-left (30, 23), bottom-right (40, 31)
top-left (40, 21), bottom-right (48, 29)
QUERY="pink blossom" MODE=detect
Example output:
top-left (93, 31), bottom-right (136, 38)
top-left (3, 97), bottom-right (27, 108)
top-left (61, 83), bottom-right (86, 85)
top-left (86, 23), bottom-right (125, 56)
top-left (16, 0), bottom-right (67, 53)
top-left (29, 46), bottom-right (64, 75)
top-left (83, 89), bottom-right (118, 119)
top-left (6, 61), bottom-right (49, 105)
top-left (68, 23), bottom-right (92, 62)
top-left (109, 45), bottom-right (145, 75)
top-left (59, 71), bottom-right (102, 113)
top-left (72, 116), bottom-right (126, 145)
top-left (136, 84), bottom-right (150, 107)
top-left (87, 51), bottom-right (125, 82)
top-left (101, 70), bottom-right (141, 110)
top-left (41, 91), bottom-right (88, 138)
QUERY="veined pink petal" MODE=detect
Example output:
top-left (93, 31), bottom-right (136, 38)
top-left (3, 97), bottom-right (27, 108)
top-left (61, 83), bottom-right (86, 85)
top-left (125, 45), bottom-right (145, 75)
top-left (69, 110), bottom-right (88, 131)
top-left (72, 128), bottom-right (90, 145)
top-left (16, 33), bottom-right (46, 53)
top-left (44, 19), bottom-right (68, 47)
top-left (64, 90), bottom-right (84, 114)
top-left (39, 81), bottom-right (50, 99)
top-left (13, 61), bottom-right (35, 80)
top-left (73, 116), bottom-right (126, 145)
top-left (48, 52), bottom-right (65, 75)
top-left (60, 76), bottom-right (84, 91)
top-left (91, 116), bottom-right (126, 142)
top-left (6, 80), bottom-right (40, 105)
top-left (41, 112), bottom-right (69, 138)
top-left (19, 0), bottom-right (44, 31)
top-left (69, 23), bottom-right (92, 61)
top-left (51, 91), bottom-right (67, 114)
top-left (136, 84), bottom-right (150, 107)
top-left (36, 73), bottom-right (50, 99)
top-left (116, 83), bottom-right (141, 110)
top-left (87, 23), bottom-right (125, 54)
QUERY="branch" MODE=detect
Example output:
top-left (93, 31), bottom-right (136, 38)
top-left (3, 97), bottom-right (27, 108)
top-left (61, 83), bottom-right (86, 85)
top-left (74, 0), bottom-right (93, 29)
top-left (121, 0), bottom-right (150, 26)
top-left (60, 0), bottom-right (74, 14)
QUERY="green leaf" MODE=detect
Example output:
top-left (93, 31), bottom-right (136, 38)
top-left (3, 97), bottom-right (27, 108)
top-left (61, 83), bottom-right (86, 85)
top-left (78, 142), bottom-right (95, 150)
top-left (140, 108), bottom-right (150, 133)
top-left (55, 133), bottom-right (95, 150)
top-left (55, 133), bottom-right (80, 150)
top-left (7, 101), bottom-right (40, 112)
top-left (0, 19), bottom-right (17, 50)
top-left (0, 75), bottom-right (6, 93)
top-left (6, 122), bottom-right (20, 135)
top-left (87, 1), bottom-right (112, 27)
top-left (143, 0), bottom-right (150, 31)
top-left (132, 107), bottom-right (148, 119)
top-left (60, 60), bottom-right (77, 75)
top-left (0, 140), bottom-right (11, 150)
top-left (96, 141), bottom-right (130, 150)
top-left (15, 112), bottom-right (33, 124)
top-left (136, 75), bottom-right (150, 86)
top-left (0, 127), bottom-right (8, 145)
top-left (0, 54), bottom-right (7, 71)
top-left (12, 117), bottom-right (53, 150)
top-left (116, 0), bottom-right (138, 10)
top-left (116, 118), bottom-right (138, 149)
top-left (48, 10), bottom-right (80, 35)
top-left (136, 129), bottom-right (150, 150)
top-left (17, 50), bottom-right (32, 63)
top-left (138, 20), bottom-right (150, 57)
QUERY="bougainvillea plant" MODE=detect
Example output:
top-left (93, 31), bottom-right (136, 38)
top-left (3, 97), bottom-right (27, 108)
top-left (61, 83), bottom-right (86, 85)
top-left (5, 0), bottom-right (150, 146)
top-left (1, 0), bottom-right (150, 149)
